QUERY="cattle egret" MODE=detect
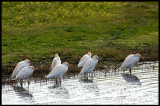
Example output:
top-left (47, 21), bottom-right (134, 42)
top-left (80, 55), bottom-right (102, 79)
top-left (46, 62), bottom-right (72, 85)
top-left (11, 59), bottom-right (32, 80)
top-left (51, 54), bottom-right (61, 70)
top-left (78, 52), bottom-right (92, 67)
top-left (121, 53), bottom-right (144, 73)
top-left (16, 66), bottom-right (38, 87)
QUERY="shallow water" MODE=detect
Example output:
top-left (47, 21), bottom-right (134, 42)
top-left (2, 61), bottom-right (159, 105)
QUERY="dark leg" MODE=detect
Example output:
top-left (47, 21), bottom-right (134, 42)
top-left (83, 73), bottom-right (85, 79)
top-left (129, 68), bottom-right (132, 74)
top-left (59, 77), bottom-right (61, 86)
top-left (55, 78), bottom-right (58, 85)
top-left (20, 79), bottom-right (23, 88)
top-left (86, 73), bottom-right (88, 80)
top-left (123, 69), bottom-right (125, 73)
top-left (81, 74), bottom-right (82, 79)
top-left (27, 78), bottom-right (30, 90)
top-left (27, 78), bottom-right (30, 86)
top-left (91, 72), bottom-right (93, 78)
top-left (84, 73), bottom-right (86, 79)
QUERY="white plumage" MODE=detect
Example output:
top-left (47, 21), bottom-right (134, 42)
top-left (11, 59), bottom-right (32, 80)
top-left (80, 55), bottom-right (101, 74)
top-left (121, 53), bottom-right (144, 73)
top-left (78, 52), bottom-right (92, 67)
top-left (16, 66), bottom-right (35, 80)
top-left (16, 66), bottom-right (38, 87)
top-left (46, 62), bottom-right (71, 78)
top-left (46, 62), bottom-right (72, 85)
top-left (51, 54), bottom-right (61, 70)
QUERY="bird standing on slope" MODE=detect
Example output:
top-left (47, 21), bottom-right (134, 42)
top-left (11, 59), bottom-right (32, 80)
top-left (78, 52), bottom-right (92, 67)
top-left (51, 54), bottom-right (61, 70)
top-left (80, 55), bottom-right (102, 79)
top-left (16, 66), bottom-right (38, 87)
top-left (120, 53), bottom-right (144, 74)
top-left (46, 62), bottom-right (72, 85)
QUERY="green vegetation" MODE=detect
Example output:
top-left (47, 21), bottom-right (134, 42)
top-left (2, 2), bottom-right (158, 74)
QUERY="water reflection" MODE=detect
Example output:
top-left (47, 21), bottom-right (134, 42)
top-left (12, 85), bottom-right (33, 98)
top-left (48, 84), bottom-right (61, 88)
top-left (121, 73), bottom-right (141, 85)
top-left (48, 85), bottom-right (70, 99)
top-left (79, 78), bottom-right (99, 96)
top-left (2, 61), bottom-right (158, 105)
top-left (79, 78), bottom-right (94, 83)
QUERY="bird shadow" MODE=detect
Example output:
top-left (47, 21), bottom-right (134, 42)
top-left (11, 85), bottom-right (33, 98)
top-left (79, 78), bottom-right (94, 83)
top-left (48, 85), bottom-right (70, 99)
top-left (121, 73), bottom-right (141, 85)
top-left (79, 77), bottom-right (100, 96)
top-left (48, 84), bottom-right (61, 89)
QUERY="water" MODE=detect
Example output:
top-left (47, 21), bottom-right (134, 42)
top-left (2, 61), bottom-right (159, 105)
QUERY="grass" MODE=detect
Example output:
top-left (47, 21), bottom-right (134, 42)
top-left (2, 2), bottom-right (158, 75)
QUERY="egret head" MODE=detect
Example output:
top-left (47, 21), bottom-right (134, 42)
top-left (25, 59), bottom-right (32, 64)
top-left (55, 54), bottom-right (59, 58)
top-left (92, 55), bottom-right (102, 60)
top-left (63, 62), bottom-right (73, 67)
top-left (88, 52), bottom-right (92, 56)
top-left (134, 53), bottom-right (144, 60)
top-left (29, 66), bottom-right (38, 70)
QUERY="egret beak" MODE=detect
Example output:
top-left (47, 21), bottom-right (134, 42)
top-left (69, 64), bottom-right (73, 66)
top-left (98, 58), bottom-right (102, 60)
top-left (140, 57), bottom-right (144, 60)
top-left (29, 62), bottom-right (33, 63)
top-left (34, 68), bottom-right (38, 69)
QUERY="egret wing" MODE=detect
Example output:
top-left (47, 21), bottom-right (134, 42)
top-left (78, 54), bottom-right (91, 67)
top-left (80, 59), bottom-right (95, 74)
top-left (51, 58), bottom-right (57, 70)
top-left (16, 67), bottom-right (33, 79)
top-left (11, 61), bottom-right (28, 79)
top-left (57, 59), bottom-right (61, 66)
top-left (47, 65), bottom-right (66, 78)
top-left (121, 54), bottom-right (135, 68)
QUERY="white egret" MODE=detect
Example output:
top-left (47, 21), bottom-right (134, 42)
top-left (11, 59), bottom-right (32, 80)
top-left (46, 62), bottom-right (72, 85)
top-left (78, 52), bottom-right (92, 67)
top-left (120, 53), bottom-right (144, 73)
top-left (80, 55), bottom-right (102, 79)
top-left (51, 54), bottom-right (61, 70)
top-left (16, 66), bottom-right (38, 87)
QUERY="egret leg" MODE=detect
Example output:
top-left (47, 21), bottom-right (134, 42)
top-left (27, 78), bottom-right (30, 91)
top-left (91, 72), bottom-right (93, 78)
top-left (86, 73), bottom-right (88, 80)
top-left (80, 74), bottom-right (82, 79)
top-left (20, 79), bottom-right (23, 88)
top-left (55, 78), bottom-right (58, 85)
top-left (27, 78), bottom-right (30, 86)
top-left (59, 77), bottom-right (61, 86)
top-left (84, 73), bottom-right (87, 79)
top-left (129, 68), bottom-right (132, 74)
top-left (123, 69), bottom-right (125, 73)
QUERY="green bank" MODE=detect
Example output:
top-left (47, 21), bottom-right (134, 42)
top-left (2, 2), bottom-right (158, 74)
